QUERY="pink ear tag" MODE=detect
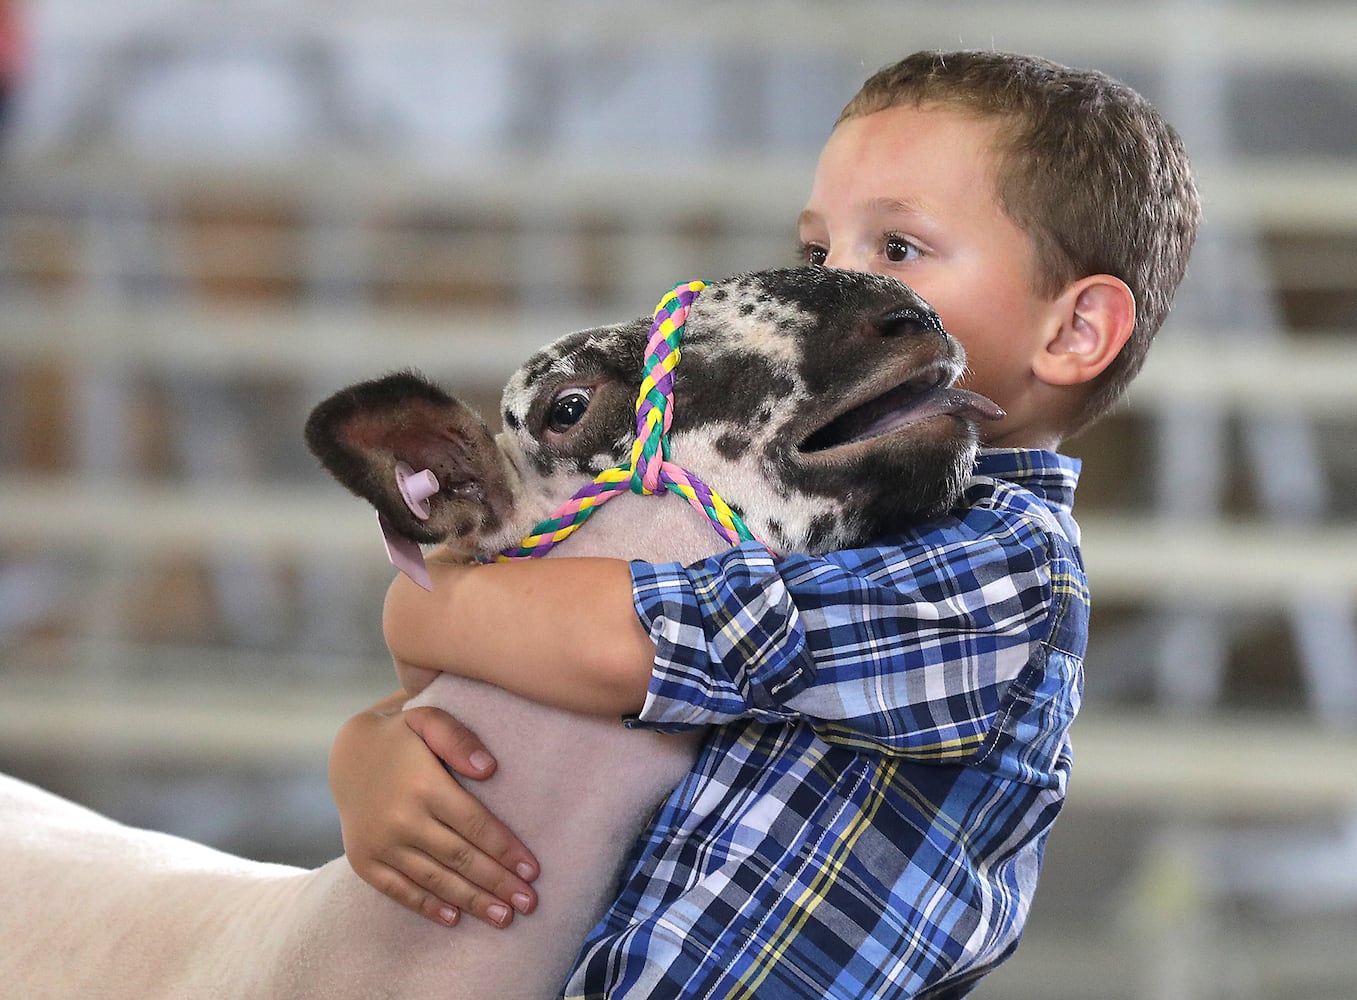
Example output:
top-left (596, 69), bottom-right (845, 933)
top-left (379, 463), bottom-right (440, 590)
top-left (396, 462), bottom-right (439, 519)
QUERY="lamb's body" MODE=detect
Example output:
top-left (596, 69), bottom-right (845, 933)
top-left (0, 500), bottom-right (711, 1000)
top-left (0, 268), bottom-right (994, 999)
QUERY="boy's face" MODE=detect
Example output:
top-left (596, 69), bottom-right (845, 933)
top-left (798, 103), bottom-right (1062, 448)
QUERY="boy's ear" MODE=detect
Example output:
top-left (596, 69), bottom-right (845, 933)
top-left (1034, 275), bottom-right (1136, 387)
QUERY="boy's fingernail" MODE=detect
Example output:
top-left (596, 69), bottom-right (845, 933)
top-left (488, 903), bottom-right (510, 926)
top-left (469, 750), bottom-right (495, 772)
top-left (438, 906), bottom-right (459, 925)
top-left (516, 862), bottom-right (537, 880)
top-left (511, 891), bottom-right (533, 914)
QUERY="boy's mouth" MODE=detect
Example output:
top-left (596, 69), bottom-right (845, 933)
top-left (798, 371), bottom-right (1004, 453)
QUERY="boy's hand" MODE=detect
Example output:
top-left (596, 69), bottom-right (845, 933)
top-left (328, 692), bottom-right (540, 928)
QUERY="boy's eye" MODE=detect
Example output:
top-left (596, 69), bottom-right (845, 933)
top-left (884, 234), bottom-right (920, 263)
top-left (799, 242), bottom-right (828, 266)
top-left (546, 388), bottom-right (592, 432)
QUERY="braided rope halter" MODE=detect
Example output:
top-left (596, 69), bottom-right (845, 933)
top-left (490, 279), bottom-right (764, 561)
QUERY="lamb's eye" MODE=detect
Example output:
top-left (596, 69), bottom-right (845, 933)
top-left (546, 388), bottom-right (592, 432)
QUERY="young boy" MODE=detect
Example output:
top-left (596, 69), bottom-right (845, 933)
top-left (328, 50), bottom-right (1200, 998)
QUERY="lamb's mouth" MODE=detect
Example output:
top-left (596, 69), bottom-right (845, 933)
top-left (798, 374), bottom-right (1004, 454)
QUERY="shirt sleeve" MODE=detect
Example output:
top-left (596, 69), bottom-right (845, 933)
top-left (627, 503), bottom-right (1056, 762)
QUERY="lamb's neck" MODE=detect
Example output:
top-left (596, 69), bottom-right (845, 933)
top-left (279, 496), bottom-right (727, 997)
top-left (232, 493), bottom-right (733, 997)
top-left (512, 486), bottom-right (736, 566)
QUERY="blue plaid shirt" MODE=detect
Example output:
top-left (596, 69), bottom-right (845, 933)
top-left (562, 449), bottom-right (1087, 999)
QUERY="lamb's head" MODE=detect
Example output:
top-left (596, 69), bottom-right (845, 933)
top-left (305, 266), bottom-right (1001, 561)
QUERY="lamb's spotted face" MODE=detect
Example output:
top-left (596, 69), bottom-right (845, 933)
top-left (498, 267), bottom-right (1001, 554)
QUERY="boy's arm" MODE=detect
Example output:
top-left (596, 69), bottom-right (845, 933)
top-left (627, 521), bottom-right (1057, 758)
top-left (388, 512), bottom-right (1055, 755)
top-left (328, 690), bottom-right (540, 928)
top-left (383, 556), bottom-right (655, 716)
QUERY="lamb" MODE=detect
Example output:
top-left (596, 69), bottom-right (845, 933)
top-left (0, 266), bottom-right (999, 999)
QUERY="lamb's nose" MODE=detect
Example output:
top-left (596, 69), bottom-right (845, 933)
top-left (877, 306), bottom-right (946, 339)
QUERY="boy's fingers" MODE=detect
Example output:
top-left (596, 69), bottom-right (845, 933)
top-left (399, 810), bottom-right (539, 917)
top-left (380, 844), bottom-right (536, 928)
top-left (403, 707), bottom-right (542, 886)
top-left (404, 706), bottom-right (497, 780)
top-left (409, 846), bottom-right (537, 927)
top-left (435, 792), bottom-right (540, 885)
top-left (364, 861), bottom-right (461, 927)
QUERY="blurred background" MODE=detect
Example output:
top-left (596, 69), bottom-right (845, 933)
top-left (1, 1), bottom-right (1355, 997)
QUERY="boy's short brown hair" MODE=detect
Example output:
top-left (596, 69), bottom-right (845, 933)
top-left (839, 50), bottom-right (1201, 434)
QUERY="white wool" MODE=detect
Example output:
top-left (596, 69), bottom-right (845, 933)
top-left (0, 500), bottom-right (718, 1000)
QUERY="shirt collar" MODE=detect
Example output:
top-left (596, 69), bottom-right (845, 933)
top-left (975, 447), bottom-right (1081, 512)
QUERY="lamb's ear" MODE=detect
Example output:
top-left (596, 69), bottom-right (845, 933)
top-left (304, 371), bottom-right (512, 546)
